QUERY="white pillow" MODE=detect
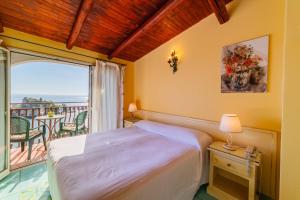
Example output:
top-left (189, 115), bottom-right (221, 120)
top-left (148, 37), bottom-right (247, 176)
top-left (135, 120), bottom-right (213, 150)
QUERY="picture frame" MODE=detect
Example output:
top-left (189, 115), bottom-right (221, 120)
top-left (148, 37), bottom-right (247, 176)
top-left (221, 36), bottom-right (269, 93)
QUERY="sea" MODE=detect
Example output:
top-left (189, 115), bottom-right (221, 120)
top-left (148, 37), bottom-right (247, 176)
top-left (11, 94), bottom-right (88, 104)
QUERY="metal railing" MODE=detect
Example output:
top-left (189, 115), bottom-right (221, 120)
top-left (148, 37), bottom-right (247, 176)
top-left (10, 102), bottom-right (88, 129)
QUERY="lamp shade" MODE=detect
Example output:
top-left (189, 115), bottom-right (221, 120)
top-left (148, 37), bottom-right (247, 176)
top-left (128, 103), bottom-right (137, 113)
top-left (219, 114), bottom-right (242, 133)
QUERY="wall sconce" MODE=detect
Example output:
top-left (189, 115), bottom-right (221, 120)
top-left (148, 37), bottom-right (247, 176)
top-left (167, 50), bottom-right (179, 73)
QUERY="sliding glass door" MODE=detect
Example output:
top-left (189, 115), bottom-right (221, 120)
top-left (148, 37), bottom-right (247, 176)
top-left (0, 47), bottom-right (10, 180)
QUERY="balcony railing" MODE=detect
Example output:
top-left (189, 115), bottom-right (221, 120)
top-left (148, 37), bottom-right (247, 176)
top-left (9, 102), bottom-right (88, 169)
top-left (10, 102), bottom-right (88, 130)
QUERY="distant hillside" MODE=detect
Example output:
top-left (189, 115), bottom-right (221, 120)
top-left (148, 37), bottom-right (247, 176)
top-left (12, 97), bottom-right (55, 108)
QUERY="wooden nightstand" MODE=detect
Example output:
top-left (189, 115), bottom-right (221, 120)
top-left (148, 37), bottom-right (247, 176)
top-left (207, 141), bottom-right (261, 200)
top-left (123, 118), bottom-right (141, 128)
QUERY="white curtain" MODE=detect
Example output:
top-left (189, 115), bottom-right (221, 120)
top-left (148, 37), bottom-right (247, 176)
top-left (91, 60), bottom-right (124, 133)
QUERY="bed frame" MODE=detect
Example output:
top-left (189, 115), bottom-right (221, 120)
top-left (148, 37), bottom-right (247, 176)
top-left (136, 110), bottom-right (278, 199)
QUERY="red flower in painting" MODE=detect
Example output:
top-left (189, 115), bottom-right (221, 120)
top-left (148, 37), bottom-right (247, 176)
top-left (244, 58), bottom-right (253, 67)
top-left (232, 55), bottom-right (238, 64)
top-left (225, 64), bottom-right (232, 75)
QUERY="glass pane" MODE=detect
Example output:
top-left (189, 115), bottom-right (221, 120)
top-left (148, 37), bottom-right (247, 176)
top-left (0, 49), bottom-right (7, 173)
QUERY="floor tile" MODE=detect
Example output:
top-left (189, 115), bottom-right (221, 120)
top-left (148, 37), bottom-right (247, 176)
top-left (0, 163), bottom-right (50, 200)
top-left (0, 171), bottom-right (21, 197)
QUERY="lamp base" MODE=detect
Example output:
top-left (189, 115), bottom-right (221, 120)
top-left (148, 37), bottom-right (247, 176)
top-left (223, 143), bottom-right (239, 151)
top-left (130, 112), bottom-right (135, 120)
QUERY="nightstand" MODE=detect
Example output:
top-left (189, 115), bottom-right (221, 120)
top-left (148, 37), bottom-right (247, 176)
top-left (207, 141), bottom-right (261, 200)
top-left (123, 118), bottom-right (141, 128)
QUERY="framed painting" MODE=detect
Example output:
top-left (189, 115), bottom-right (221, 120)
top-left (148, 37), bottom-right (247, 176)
top-left (221, 36), bottom-right (269, 93)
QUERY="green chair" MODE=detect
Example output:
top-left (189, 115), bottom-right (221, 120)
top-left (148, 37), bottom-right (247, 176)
top-left (59, 111), bottom-right (88, 136)
top-left (10, 116), bottom-right (47, 160)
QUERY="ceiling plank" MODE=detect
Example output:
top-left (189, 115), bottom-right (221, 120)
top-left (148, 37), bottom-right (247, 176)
top-left (66, 0), bottom-right (93, 49)
top-left (0, 18), bottom-right (3, 33)
top-left (207, 0), bottom-right (229, 24)
top-left (108, 0), bottom-right (186, 59)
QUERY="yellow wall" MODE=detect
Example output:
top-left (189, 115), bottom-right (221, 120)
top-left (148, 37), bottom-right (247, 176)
top-left (135, 0), bottom-right (285, 132)
top-left (280, 0), bottom-right (300, 199)
top-left (0, 28), bottom-right (135, 116)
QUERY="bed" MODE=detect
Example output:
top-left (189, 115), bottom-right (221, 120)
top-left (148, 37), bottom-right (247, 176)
top-left (47, 120), bottom-right (213, 200)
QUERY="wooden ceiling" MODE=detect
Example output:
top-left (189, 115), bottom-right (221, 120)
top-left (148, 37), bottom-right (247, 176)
top-left (0, 0), bottom-right (232, 62)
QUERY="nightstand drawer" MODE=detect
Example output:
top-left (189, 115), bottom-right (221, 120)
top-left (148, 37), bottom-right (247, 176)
top-left (213, 154), bottom-right (248, 177)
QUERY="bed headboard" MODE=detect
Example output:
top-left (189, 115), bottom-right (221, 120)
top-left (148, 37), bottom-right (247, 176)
top-left (136, 110), bottom-right (278, 199)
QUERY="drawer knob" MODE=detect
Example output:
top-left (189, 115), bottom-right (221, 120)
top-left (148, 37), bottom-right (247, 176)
top-left (227, 163), bottom-right (231, 167)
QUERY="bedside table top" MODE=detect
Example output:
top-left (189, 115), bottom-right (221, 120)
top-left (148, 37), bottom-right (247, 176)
top-left (124, 118), bottom-right (142, 123)
top-left (208, 141), bottom-right (261, 165)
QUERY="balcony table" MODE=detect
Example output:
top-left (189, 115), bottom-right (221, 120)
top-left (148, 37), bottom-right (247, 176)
top-left (35, 114), bottom-right (65, 140)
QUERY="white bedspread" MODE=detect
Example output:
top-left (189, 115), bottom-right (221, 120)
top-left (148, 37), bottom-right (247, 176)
top-left (47, 120), bottom-right (212, 200)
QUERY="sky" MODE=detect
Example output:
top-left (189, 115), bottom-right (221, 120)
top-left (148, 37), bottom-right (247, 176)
top-left (11, 62), bottom-right (89, 96)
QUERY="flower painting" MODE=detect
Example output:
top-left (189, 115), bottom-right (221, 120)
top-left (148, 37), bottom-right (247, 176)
top-left (221, 36), bottom-right (269, 93)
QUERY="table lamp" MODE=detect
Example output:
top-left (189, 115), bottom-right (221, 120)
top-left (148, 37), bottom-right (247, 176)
top-left (128, 103), bottom-right (137, 119)
top-left (219, 114), bottom-right (242, 151)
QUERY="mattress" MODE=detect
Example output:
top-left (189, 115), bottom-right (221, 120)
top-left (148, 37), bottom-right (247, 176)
top-left (47, 120), bottom-right (212, 200)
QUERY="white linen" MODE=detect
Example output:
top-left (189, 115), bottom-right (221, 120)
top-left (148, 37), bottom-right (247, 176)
top-left (91, 60), bottom-right (124, 133)
top-left (134, 120), bottom-right (212, 186)
top-left (135, 120), bottom-right (213, 149)
top-left (48, 120), bottom-right (212, 200)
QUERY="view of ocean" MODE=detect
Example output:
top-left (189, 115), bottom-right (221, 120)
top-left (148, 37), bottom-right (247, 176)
top-left (11, 94), bottom-right (89, 103)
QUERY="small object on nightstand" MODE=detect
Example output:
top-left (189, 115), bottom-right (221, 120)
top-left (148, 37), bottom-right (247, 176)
top-left (207, 141), bottom-right (261, 200)
top-left (219, 114), bottom-right (242, 151)
top-left (245, 145), bottom-right (257, 158)
top-left (123, 118), bottom-right (141, 128)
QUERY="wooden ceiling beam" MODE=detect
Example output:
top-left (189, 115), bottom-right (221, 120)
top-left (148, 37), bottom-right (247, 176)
top-left (207, 0), bottom-right (229, 24)
top-left (66, 0), bottom-right (93, 49)
top-left (108, 0), bottom-right (186, 59)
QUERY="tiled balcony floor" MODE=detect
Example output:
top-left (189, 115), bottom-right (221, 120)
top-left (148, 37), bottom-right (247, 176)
top-left (10, 143), bottom-right (47, 171)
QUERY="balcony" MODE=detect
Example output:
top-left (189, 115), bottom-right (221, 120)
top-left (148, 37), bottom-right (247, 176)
top-left (10, 102), bottom-right (88, 170)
